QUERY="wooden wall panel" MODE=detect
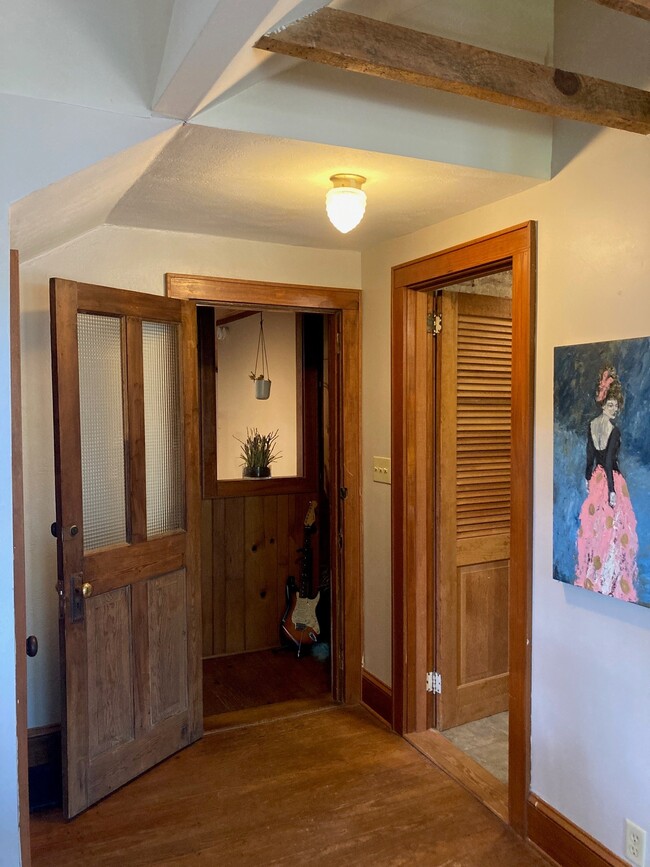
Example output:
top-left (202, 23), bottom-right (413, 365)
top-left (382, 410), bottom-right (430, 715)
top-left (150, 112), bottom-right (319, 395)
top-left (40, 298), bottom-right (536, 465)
top-left (202, 492), bottom-right (320, 657)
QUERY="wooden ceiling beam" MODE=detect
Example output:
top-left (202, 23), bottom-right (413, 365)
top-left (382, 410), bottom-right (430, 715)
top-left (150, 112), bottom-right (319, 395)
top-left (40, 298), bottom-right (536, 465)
top-left (589, 0), bottom-right (650, 21)
top-left (256, 8), bottom-right (650, 135)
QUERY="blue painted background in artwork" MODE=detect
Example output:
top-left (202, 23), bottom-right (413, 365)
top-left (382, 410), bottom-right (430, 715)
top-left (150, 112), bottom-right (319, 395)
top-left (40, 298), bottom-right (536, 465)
top-left (553, 337), bottom-right (650, 607)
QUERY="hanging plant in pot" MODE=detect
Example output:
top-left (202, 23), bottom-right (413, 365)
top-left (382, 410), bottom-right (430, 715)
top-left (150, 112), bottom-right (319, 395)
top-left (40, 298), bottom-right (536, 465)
top-left (236, 428), bottom-right (281, 479)
top-left (250, 312), bottom-right (271, 399)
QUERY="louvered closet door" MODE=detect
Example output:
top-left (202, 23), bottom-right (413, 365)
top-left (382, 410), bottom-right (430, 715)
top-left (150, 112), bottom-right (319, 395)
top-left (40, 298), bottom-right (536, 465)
top-left (436, 290), bottom-right (512, 731)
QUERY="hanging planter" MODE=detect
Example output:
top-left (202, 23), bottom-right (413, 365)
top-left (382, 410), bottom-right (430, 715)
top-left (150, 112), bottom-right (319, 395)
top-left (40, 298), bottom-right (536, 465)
top-left (250, 312), bottom-right (271, 400)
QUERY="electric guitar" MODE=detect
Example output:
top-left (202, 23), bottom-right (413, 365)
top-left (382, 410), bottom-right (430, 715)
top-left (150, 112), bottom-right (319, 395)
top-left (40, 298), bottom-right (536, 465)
top-left (281, 501), bottom-right (320, 656)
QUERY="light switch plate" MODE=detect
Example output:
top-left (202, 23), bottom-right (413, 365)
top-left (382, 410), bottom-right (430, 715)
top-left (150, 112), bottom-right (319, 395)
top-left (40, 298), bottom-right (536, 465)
top-left (373, 456), bottom-right (391, 484)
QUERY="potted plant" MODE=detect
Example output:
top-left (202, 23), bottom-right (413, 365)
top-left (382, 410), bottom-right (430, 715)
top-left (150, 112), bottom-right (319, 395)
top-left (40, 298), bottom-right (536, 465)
top-left (250, 371), bottom-right (271, 400)
top-left (236, 428), bottom-right (280, 478)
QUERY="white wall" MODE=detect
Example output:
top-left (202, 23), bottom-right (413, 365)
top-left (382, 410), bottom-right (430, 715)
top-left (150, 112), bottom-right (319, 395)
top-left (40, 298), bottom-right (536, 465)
top-left (360, 121), bottom-right (650, 863)
top-left (20, 224), bottom-right (360, 729)
top-left (0, 91), bottom-right (193, 867)
top-left (217, 312), bottom-right (298, 479)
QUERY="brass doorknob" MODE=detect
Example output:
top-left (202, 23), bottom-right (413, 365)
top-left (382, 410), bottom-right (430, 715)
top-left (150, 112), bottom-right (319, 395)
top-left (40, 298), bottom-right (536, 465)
top-left (82, 582), bottom-right (93, 598)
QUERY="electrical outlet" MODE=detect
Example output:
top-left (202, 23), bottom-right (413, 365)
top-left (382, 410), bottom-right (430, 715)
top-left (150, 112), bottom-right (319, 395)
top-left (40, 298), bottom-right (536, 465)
top-left (625, 819), bottom-right (647, 867)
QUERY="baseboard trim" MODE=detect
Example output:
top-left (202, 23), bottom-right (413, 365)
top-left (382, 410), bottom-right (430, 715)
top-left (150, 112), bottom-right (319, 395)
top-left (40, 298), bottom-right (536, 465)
top-left (361, 671), bottom-right (392, 726)
top-left (28, 724), bottom-right (61, 768)
top-left (28, 724), bottom-right (62, 811)
top-left (528, 795), bottom-right (626, 867)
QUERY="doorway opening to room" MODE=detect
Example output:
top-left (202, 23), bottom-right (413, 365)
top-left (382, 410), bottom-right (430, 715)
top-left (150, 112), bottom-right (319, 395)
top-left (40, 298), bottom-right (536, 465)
top-left (391, 223), bottom-right (535, 835)
top-left (166, 274), bottom-right (363, 733)
top-left (425, 277), bottom-right (512, 814)
top-left (196, 304), bottom-right (339, 727)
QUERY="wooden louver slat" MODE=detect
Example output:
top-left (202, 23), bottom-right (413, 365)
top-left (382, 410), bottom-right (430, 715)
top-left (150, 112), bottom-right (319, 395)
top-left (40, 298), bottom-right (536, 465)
top-left (456, 311), bottom-right (512, 538)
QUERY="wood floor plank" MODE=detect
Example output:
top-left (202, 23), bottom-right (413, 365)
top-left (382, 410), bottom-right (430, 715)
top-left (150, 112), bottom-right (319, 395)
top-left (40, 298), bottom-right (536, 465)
top-left (202, 648), bottom-right (331, 717)
top-left (31, 707), bottom-right (547, 866)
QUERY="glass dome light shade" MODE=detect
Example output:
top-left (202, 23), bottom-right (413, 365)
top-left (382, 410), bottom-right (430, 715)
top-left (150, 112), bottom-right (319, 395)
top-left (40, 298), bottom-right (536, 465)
top-left (325, 174), bottom-right (367, 234)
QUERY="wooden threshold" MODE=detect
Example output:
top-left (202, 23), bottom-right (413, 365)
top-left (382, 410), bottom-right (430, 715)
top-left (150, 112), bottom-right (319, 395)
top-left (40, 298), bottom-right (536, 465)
top-left (406, 729), bottom-right (508, 823)
top-left (203, 696), bottom-right (339, 733)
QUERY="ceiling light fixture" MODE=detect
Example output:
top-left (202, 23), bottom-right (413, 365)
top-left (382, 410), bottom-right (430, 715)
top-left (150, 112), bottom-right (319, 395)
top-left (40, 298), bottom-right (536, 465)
top-left (326, 173), bottom-right (367, 234)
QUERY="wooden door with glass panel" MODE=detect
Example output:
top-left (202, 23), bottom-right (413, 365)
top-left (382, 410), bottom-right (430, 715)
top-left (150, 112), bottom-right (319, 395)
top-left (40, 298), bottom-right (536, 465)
top-left (51, 279), bottom-right (201, 818)
top-left (435, 289), bottom-right (512, 731)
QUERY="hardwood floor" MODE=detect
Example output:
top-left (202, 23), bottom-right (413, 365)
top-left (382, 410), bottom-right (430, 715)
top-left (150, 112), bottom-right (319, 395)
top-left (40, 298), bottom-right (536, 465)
top-left (31, 706), bottom-right (548, 866)
top-left (202, 648), bottom-right (331, 717)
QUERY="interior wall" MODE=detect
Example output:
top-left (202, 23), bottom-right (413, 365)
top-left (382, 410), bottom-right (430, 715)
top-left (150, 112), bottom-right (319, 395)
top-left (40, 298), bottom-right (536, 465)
top-left (217, 312), bottom-right (297, 479)
top-left (20, 224), bottom-right (360, 729)
top-left (360, 121), bottom-right (649, 861)
top-left (1, 90), bottom-right (185, 865)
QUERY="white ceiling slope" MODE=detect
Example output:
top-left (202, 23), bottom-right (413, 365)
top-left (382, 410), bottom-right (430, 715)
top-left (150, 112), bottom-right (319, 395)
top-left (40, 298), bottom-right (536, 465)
top-left (0, 0), bottom-right (175, 115)
top-left (10, 129), bottom-right (178, 262)
top-left (6, 0), bottom-right (559, 257)
top-left (106, 126), bottom-right (541, 251)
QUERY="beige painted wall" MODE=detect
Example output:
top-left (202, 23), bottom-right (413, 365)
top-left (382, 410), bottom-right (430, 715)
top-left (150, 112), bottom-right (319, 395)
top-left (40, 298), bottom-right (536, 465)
top-left (360, 122), bottom-right (650, 858)
top-left (217, 311), bottom-right (298, 479)
top-left (20, 224), bottom-right (360, 728)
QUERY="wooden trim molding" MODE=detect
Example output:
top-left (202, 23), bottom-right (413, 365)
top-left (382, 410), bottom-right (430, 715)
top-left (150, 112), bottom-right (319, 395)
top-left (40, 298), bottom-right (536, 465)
top-left (11, 250), bottom-right (31, 863)
top-left (28, 724), bottom-right (62, 770)
top-left (166, 274), bottom-right (360, 311)
top-left (166, 273), bottom-right (363, 705)
top-left (528, 795), bottom-right (627, 867)
top-left (391, 222), bottom-right (536, 837)
top-left (361, 671), bottom-right (392, 726)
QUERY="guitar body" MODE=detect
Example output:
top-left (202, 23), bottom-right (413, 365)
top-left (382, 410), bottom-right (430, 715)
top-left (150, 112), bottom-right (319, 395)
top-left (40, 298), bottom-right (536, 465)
top-left (281, 583), bottom-right (320, 652)
top-left (280, 500), bottom-right (320, 656)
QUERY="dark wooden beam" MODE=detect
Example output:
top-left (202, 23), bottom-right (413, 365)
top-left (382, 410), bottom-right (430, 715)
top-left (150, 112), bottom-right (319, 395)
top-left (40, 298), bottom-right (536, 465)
top-left (590, 0), bottom-right (650, 20)
top-left (256, 8), bottom-right (650, 134)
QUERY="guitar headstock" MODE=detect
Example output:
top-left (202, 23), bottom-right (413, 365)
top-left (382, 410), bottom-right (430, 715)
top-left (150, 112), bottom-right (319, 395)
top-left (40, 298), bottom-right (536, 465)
top-left (303, 500), bottom-right (317, 530)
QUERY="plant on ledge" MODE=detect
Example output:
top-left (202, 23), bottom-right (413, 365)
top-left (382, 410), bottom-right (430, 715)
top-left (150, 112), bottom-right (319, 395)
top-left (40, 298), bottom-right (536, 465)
top-left (236, 428), bottom-right (281, 478)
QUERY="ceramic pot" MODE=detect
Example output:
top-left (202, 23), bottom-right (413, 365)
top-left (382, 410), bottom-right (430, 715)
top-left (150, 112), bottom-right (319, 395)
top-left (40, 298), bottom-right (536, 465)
top-left (255, 378), bottom-right (271, 400)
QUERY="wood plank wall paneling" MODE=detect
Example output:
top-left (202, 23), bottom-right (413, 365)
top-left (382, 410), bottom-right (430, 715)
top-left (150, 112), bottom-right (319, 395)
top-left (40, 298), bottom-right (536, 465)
top-left (202, 492), bottom-right (320, 656)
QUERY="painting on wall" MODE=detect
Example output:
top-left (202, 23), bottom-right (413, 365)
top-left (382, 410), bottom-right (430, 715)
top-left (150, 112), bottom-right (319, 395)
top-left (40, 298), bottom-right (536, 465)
top-left (553, 336), bottom-right (650, 608)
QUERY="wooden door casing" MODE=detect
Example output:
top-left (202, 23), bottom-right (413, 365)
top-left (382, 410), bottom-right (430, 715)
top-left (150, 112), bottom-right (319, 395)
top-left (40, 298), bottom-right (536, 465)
top-left (167, 274), bottom-right (362, 706)
top-left (51, 280), bottom-right (201, 818)
top-left (436, 291), bottom-right (512, 730)
top-left (391, 222), bottom-right (535, 835)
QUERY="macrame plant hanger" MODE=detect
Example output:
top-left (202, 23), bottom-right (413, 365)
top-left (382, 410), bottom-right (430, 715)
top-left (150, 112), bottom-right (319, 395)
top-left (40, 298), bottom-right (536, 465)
top-left (252, 312), bottom-right (271, 400)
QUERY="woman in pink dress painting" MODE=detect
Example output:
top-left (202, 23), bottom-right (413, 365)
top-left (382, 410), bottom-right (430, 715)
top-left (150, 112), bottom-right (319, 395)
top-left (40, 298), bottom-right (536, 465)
top-left (575, 367), bottom-right (639, 602)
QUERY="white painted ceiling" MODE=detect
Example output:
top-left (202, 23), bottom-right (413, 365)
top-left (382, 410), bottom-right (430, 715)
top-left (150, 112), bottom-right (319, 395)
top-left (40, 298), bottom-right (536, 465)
top-left (6, 0), bottom-right (561, 261)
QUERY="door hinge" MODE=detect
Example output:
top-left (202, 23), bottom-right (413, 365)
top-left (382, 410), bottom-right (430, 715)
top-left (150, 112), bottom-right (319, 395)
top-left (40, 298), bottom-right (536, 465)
top-left (336, 330), bottom-right (341, 354)
top-left (426, 671), bottom-right (442, 694)
top-left (426, 312), bottom-right (442, 336)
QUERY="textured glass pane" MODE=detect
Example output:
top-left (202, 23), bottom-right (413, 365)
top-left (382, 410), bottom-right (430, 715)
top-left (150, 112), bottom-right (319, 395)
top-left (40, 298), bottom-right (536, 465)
top-left (142, 321), bottom-right (183, 536)
top-left (78, 314), bottom-right (127, 551)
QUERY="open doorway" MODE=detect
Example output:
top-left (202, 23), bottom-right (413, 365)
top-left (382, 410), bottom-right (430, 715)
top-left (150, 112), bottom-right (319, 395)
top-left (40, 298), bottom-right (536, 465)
top-left (428, 273), bottom-right (513, 806)
top-left (391, 223), bottom-right (535, 834)
top-left (167, 272), bottom-right (364, 720)
top-left (196, 305), bottom-right (339, 727)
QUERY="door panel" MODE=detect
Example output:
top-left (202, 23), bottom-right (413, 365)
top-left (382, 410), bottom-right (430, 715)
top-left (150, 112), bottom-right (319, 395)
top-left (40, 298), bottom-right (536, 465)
top-left (51, 279), bottom-right (201, 817)
top-left (436, 290), bottom-right (512, 730)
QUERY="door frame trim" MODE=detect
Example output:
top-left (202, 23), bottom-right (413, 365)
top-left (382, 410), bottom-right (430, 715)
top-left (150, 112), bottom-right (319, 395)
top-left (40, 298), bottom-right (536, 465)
top-left (390, 222), bottom-right (536, 835)
top-left (167, 273), bottom-right (363, 705)
top-left (11, 250), bottom-right (31, 864)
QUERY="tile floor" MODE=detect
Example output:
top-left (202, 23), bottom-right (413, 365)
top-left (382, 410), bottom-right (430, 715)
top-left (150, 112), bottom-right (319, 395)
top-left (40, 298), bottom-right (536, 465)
top-left (443, 711), bottom-right (509, 783)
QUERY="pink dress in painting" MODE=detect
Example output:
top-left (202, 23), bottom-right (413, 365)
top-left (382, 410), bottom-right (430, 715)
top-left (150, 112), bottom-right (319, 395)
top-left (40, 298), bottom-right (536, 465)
top-left (575, 424), bottom-right (639, 601)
